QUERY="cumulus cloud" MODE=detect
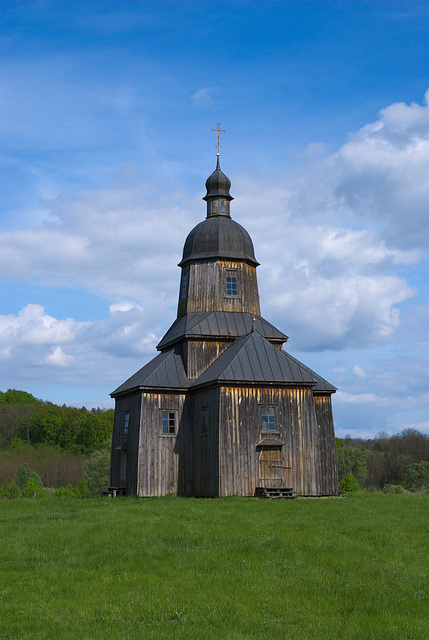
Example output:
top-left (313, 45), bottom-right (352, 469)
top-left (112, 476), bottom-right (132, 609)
top-left (353, 365), bottom-right (366, 379)
top-left (0, 303), bottom-right (159, 388)
top-left (282, 91), bottom-right (429, 251)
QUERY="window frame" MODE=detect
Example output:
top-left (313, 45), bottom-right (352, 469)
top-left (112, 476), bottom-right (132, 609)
top-left (261, 406), bottom-right (278, 432)
top-left (180, 269), bottom-right (189, 301)
top-left (225, 268), bottom-right (239, 298)
top-left (161, 410), bottom-right (177, 436)
top-left (123, 411), bottom-right (130, 437)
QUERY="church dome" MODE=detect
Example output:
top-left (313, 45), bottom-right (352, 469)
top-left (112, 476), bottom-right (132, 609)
top-left (203, 156), bottom-right (233, 201)
top-left (179, 216), bottom-right (259, 267)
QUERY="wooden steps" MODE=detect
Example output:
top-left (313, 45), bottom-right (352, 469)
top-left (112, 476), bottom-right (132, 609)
top-left (255, 487), bottom-right (297, 499)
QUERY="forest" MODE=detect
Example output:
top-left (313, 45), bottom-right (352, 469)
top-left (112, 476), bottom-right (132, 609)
top-left (0, 389), bottom-right (113, 497)
top-left (0, 389), bottom-right (428, 497)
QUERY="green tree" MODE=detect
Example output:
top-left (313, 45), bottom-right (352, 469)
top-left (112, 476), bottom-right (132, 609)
top-left (22, 478), bottom-right (46, 499)
top-left (339, 473), bottom-right (360, 493)
top-left (336, 444), bottom-right (368, 486)
top-left (84, 441), bottom-right (111, 496)
top-left (402, 462), bottom-right (429, 491)
top-left (15, 463), bottom-right (42, 491)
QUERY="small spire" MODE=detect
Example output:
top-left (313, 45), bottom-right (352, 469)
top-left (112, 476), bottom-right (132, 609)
top-left (211, 123), bottom-right (226, 157)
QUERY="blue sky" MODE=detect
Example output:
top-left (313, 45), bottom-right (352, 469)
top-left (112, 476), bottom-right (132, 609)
top-left (1, 0), bottom-right (428, 438)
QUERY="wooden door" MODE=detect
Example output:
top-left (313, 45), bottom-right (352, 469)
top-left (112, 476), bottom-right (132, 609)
top-left (259, 446), bottom-right (283, 488)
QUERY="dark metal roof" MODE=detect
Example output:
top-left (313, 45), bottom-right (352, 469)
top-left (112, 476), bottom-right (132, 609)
top-left (111, 346), bottom-right (190, 396)
top-left (203, 157), bottom-right (233, 201)
top-left (179, 216), bottom-right (259, 267)
top-left (157, 312), bottom-right (288, 350)
top-left (192, 331), bottom-right (318, 387)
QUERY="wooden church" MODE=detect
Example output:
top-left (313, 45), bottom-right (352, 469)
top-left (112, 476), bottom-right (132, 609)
top-left (109, 141), bottom-right (339, 498)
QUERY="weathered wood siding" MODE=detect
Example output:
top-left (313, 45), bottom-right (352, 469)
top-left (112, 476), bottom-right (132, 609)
top-left (136, 392), bottom-right (188, 497)
top-left (313, 393), bottom-right (339, 495)
top-left (217, 385), bottom-right (337, 497)
top-left (190, 388), bottom-right (220, 496)
top-left (178, 260), bottom-right (260, 316)
top-left (110, 393), bottom-right (141, 495)
top-left (184, 340), bottom-right (230, 379)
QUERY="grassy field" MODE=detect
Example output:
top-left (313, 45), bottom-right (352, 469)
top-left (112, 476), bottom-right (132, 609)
top-left (0, 493), bottom-right (427, 640)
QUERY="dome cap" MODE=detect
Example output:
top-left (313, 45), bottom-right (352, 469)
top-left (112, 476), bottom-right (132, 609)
top-left (203, 157), bottom-right (233, 202)
top-left (179, 216), bottom-right (259, 267)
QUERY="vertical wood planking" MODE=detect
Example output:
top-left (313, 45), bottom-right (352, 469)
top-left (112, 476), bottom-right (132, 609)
top-left (178, 260), bottom-right (261, 317)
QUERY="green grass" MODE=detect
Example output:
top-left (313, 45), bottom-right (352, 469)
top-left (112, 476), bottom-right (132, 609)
top-left (0, 493), bottom-right (427, 639)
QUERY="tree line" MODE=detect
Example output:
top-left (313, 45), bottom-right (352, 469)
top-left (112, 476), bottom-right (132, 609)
top-left (336, 429), bottom-right (429, 492)
top-left (0, 389), bottom-right (114, 454)
top-left (0, 389), bottom-right (113, 497)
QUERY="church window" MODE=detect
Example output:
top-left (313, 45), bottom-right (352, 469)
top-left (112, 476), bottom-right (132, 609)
top-left (226, 270), bottom-right (238, 297)
top-left (162, 411), bottom-right (176, 434)
top-left (262, 407), bottom-right (276, 431)
top-left (123, 412), bottom-right (130, 436)
top-left (181, 271), bottom-right (189, 300)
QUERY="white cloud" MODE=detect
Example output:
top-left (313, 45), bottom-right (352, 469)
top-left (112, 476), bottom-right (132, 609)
top-left (45, 346), bottom-right (73, 367)
top-left (192, 87), bottom-right (214, 108)
top-left (0, 303), bottom-right (159, 387)
top-left (353, 365), bottom-right (366, 379)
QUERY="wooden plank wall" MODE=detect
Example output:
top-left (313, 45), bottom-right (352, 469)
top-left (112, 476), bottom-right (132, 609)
top-left (110, 394), bottom-right (142, 495)
top-left (184, 340), bottom-right (230, 379)
top-left (313, 393), bottom-right (339, 495)
top-left (190, 388), bottom-right (220, 496)
top-left (218, 385), bottom-right (337, 497)
top-left (137, 392), bottom-right (188, 497)
top-left (178, 260), bottom-right (261, 316)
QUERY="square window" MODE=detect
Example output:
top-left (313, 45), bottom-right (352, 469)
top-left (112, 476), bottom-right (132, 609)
top-left (162, 411), bottom-right (176, 434)
top-left (123, 412), bottom-right (130, 436)
top-left (262, 407), bottom-right (276, 431)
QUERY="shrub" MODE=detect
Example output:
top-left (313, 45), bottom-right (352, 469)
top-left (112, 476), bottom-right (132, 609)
top-left (402, 462), bottom-right (429, 491)
top-left (6, 480), bottom-right (21, 499)
top-left (21, 478), bottom-right (47, 499)
top-left (54, 479), bottom-right (91, 498)
top-left (84, 442), bottom-right (110, 496)
top-left (15, 463), bottom-right (42, 491)
top-left (339, 473), bottom-right (360, 493)
top-left (54, 484), bottom-right (76, 497)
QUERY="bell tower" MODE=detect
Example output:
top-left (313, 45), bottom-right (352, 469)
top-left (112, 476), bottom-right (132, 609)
top-left (177, 155), bottom-right (260, 318)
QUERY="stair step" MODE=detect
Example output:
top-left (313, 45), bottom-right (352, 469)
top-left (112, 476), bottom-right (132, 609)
top-left (255, 487), bottom-right (297, 500)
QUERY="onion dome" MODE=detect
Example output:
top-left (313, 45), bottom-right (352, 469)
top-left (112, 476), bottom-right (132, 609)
top-left (203, 156), bottom-right (233, 202)
top-left (179, 158), bottom-right (259, 267)
top-left (179, 216), bottom-right (259, 267)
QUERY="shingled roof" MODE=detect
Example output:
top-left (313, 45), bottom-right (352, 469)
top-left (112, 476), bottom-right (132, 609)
top-left (111, 346), bottom-right (190, 396)
top-left (157, 312), bottom-right (288, 350)
top-left (192, 331), bottom-right (317, 388)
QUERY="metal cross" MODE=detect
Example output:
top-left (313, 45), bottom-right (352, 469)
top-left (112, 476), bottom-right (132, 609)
top-left (211, 123), bottom-right (226, 155)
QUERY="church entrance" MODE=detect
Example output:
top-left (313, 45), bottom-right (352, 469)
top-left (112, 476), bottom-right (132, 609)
top-left (258, 442), bottom-right (284, 488)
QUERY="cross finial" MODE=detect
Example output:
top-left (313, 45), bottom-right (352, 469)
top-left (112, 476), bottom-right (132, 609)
top-left (211, 122), bottom-right (226, 156)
